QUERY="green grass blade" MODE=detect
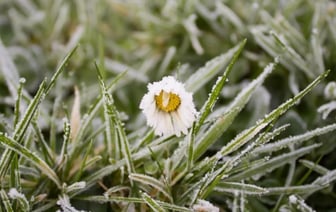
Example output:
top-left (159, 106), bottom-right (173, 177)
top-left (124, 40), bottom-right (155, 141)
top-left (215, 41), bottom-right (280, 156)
top-left (31, 119), bottom-right (54, 166)
top-left (228, 144), bottom-right (321, 181)
top-left (45, 45), bottom-right (78, 95)
top-left (313, 168), bottom-right (336, 187)
top-left (0, 189), bottom-right (14, 212)
top-left (0, 80), bottom-right (47, 178)
top-left (216, 182), bottom-right (268, 195)
top-left (96, 63), bottom-right (135, 174)
top-left (217, 69), bottom-right (330, 158)
top-left (0, 134), bottom-right (61, 188)
top-left (59, 121), bottom-right (71, 160)
top-left (142, 192), bottom-right (166, 212)
top-left (194, 62), bottom-right (275, 160)
top-left (299, 159), bottom-right (329, 175)
top-left (185, 40), bottom-right (246, 93)
top-left (252, 123), bottom-right (336, 155)
top-left (79, 195), bottom-right (192, 212)
top-left (194, 39), bottom-right (246, 133)
top-left (264, 185), bottom-right (323, 195)
top-left (7, 188), bottom-right (30, 212)
top-left (13, 78), bottom-right (25, 128)
top-left (130, 173), bottom-right (172, 202)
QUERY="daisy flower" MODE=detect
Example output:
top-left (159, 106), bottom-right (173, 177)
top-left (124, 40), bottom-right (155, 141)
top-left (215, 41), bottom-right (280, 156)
top-left (140, 76), bottom-right (197, 137)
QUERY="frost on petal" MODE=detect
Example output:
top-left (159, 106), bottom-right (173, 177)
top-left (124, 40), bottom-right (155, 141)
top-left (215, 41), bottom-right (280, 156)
top-left (140, 76), bottom-right (197, 137)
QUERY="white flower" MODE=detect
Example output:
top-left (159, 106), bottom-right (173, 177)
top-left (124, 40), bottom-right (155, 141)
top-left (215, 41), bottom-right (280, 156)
top-left (140, 76), bottom-right (197, 137)
top-left (192, 199), bottom-right (219, 212)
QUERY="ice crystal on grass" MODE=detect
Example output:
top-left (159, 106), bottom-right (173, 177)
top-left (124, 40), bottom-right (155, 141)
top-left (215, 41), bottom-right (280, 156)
top-left (8, 188), bottom-right (25, 199)
top-left (0, 1), bottom-right (335, 211)
top-left (192, 199), bottom-right (219, 212)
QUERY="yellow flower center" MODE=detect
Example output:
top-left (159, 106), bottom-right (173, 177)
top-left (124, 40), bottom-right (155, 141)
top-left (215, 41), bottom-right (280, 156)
top-left (155, 90), bottom-right (181, 112)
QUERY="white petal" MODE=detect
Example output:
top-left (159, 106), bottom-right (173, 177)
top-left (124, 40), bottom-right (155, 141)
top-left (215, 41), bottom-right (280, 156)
top-left (140, 76), bottom-right (198, 137)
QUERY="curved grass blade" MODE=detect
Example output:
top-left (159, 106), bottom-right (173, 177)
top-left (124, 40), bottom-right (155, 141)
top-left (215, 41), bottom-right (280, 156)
top-left (0, 134), bottom-right (61, 188)
top-left (130, 173), bottom-right (172, 202)
top-left (0, 80), bottom-right (46, 178)
top-left (142, 192), bottom-right (166, 212)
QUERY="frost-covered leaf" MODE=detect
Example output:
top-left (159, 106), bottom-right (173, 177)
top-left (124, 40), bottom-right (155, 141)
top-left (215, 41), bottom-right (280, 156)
top-left (216, 182), bottom-right (268, 195)
top-left (228, 144), bottom-right (321, 181)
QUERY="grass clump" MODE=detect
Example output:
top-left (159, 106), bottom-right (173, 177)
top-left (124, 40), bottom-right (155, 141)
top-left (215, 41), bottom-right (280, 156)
top-left (0, 0), bottom-right (336, 211)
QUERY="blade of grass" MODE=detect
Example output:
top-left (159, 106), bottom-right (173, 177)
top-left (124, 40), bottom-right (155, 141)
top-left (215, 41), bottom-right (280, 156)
top-left (0, 190), bottom-right (14, 212)
top-left (96, 63), bottom-right (135, 175)
top-left (0, 80), bottom-right (47, 179)
top-left (194, 39), bottom-right (246, 134)
top-left (45, 45), bottom-right (78, 95)
top-left (185, 40), bottom-right (246, 93)
top-left (216, 182), bottom-right (268, 195)
top-left (142, 192), bottom-right (166, 212)
top-left (79, 195), bottom-right (192, 212)
top-left (216, 69), bottom-right (330, 158)
top-left (194, 62), bottom-right (275, 160)
top-left (252, 123), bottom-right (336, 155)
top-left (227, 144), bottom-right (321, 181)
top-left (0, 134), bottom-right (61, 188)
top-left (130, 173), bottom-right (172, 202)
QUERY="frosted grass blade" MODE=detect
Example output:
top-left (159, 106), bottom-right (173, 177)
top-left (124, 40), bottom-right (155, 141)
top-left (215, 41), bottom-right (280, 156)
top-left (185, 40), bottom-right (246, 93)
top-left (194, 62), bottom-right (275, 160)
top-left (80, 196), bottom-right (192, 212)
top-left (96, 63), bottom-right (135, 174)
top-left (228, 144), bottom-right (321, 181)
top-left (216, 182), bottom-right (268, 195)
top-left (265, 185), bottom-right (323, 195)
top-left (252, 123), bottom-right (336, 155)
top-left (0, 80), bottom-right (46, 178)
top-left (216, 70), bottom-right (330, 158)
top-left (130, 173), bottom-right (172, 202)
top-left (0, 189), bottom-right (14, 212)
top-left (0, 134), bottom-right (61, 188)
top-left (45, 45), bottom-right (78, 95)
top-left (142, 192), bottom-right (166, 212)
top-left (288, 195), bottom-right (316, 212)
top-left (195, 39), bottom-right (246, 134)
top-left (299, 159), bottom-right (329, 175)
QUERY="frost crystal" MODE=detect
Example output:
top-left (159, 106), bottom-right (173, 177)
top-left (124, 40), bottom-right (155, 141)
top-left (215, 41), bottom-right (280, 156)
top-left (8, 188), bottom-right (25, 199)
top-left (192, 199), bottom-right (219, 212)
top-left (57, 195), bottom-right (85, 212)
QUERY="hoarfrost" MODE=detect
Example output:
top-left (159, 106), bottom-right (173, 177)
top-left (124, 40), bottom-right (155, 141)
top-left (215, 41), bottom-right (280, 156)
top-left (8, 188), bottom-right (25, 199)
top-left (193, 199), bottom-right (219, 212)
